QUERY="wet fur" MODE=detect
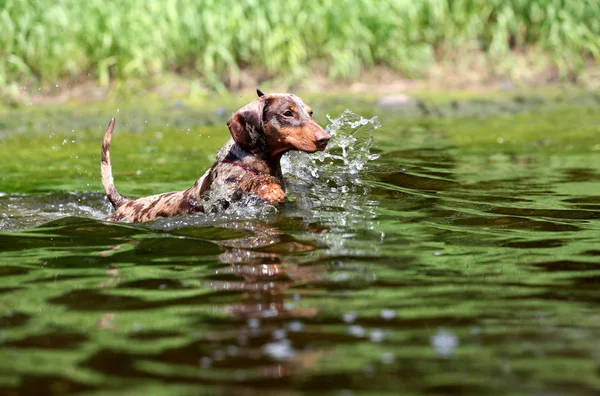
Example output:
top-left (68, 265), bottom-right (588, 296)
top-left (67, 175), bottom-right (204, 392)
top-left (101, 91), bottom-right (330, 222)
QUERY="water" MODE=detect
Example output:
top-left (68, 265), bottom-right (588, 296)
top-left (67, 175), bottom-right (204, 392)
top-left (1, 97), bottom-right (600, 394)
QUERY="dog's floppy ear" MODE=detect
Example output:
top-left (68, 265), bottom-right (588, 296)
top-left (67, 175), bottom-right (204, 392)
top-left (227, 99), bottom-right (267, 154)
top-left (256, 89), bottom-right (265, 97)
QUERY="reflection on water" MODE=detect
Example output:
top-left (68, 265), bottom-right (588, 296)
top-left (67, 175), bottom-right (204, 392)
top-left (2, 110), bottom-right (600, 394)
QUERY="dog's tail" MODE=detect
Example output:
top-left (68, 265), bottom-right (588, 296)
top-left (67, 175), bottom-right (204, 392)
top-left (101, 118), bottom-right (128, 208)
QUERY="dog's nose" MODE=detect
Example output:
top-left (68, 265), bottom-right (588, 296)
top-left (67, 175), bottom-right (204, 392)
top-left (315, 128), bottom-right (330, 149)
top-left (317, 139), bottom-right (329, 151)
top-left (317, 135), bottom-right (330, 145)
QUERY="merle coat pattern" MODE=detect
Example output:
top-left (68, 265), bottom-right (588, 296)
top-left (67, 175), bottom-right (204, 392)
top-left (101, 90), bottom-right (330, 222)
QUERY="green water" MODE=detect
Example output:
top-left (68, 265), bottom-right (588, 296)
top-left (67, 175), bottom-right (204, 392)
top-left (1, 92), bottom-right (600, 394)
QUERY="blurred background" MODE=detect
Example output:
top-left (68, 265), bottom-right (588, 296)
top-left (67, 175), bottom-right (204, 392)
top-left (1, 0), bottom-right (599, 102)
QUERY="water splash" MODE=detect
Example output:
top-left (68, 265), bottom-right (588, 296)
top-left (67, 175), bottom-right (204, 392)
top-left (282, 110), bottom-right (382, 258)
top-left (201, 185), bottom-right (280, 220)
top-left (282, 109), bottom-right (380, 187)
top-left (0, 192), bottom-right (110, 231)
top-left (282, 110), bottom-right (381, 229)
top-left (199, 110), bottom-right (381, 221)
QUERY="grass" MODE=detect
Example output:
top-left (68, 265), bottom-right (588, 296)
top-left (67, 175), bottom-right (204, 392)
top-left (1, 0), bottom-right (599, 94)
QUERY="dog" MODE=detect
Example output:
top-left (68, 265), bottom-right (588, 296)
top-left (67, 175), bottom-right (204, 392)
top-left (101, 90), bottom-right (330, 222)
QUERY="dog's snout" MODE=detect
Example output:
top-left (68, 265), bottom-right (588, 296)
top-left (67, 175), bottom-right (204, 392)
top-left (317, 135), bottom-right (330, 145)
top-left (315, 125), bottom-right (331, 143)
top-left (315, 128), bottom-right (330, 151)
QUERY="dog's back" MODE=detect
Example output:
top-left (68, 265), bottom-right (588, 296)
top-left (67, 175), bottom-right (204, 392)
top-left (101, 119), bottom-right (208, 222)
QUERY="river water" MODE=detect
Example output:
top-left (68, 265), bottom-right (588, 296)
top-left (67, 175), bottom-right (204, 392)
top-left (1, 95), bottom-right (600, 394)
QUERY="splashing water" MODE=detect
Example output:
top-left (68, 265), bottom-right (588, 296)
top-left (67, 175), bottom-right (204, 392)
top-left (282, 109), bottom-right (380, 188)
top-left (198, 110), bottom-right (381, 221)
top-left (201, 188), bottom-right (280, 220)
top-left (282, 110), bottom-right (381, 225)
top-left (281, 110), bottom-right (383, 264)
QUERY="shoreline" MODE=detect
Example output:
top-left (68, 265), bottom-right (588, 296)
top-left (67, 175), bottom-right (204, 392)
top-left (4, 63), bottom-right (599, 107)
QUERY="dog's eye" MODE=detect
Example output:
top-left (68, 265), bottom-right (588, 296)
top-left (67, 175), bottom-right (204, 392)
top-left (283, 110), bottom-right (294, 117)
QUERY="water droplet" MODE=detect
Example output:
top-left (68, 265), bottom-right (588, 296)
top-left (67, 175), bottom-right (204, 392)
top-left (381, 352), bottom-right (395, 364)
top-left (380, 309), bottom-right (395, 320)
top-left (369, 329), bottom-right (385, 343)
top-left (199, 357), bottom-right (212, 368)
top-left (262, 339), bottom-right (295, 361)
top-left (272, 329), bottom-right (287, 340)
top-left (288, 321), bottom-right (305, 332)
top-left (347, 325), bottom-right (365, 338)
top-left (261, 308), bottom-right (278, 318)
top-left (343, 312), bottom-right (357, 323)
top-left (431, 329), bottom-right (459, 357)
top-left (226, 345), bottom-right (238, 356)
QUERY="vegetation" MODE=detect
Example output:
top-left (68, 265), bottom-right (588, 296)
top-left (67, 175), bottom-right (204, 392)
top-left (1, 0), bottom-right (600, 92)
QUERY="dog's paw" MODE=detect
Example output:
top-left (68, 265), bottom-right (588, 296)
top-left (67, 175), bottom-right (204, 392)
top-left (255, 183), bottom-right (287, 204)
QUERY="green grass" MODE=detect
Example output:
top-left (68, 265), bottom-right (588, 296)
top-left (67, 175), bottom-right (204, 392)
top-left (1, 0), bottom-right (599, 93)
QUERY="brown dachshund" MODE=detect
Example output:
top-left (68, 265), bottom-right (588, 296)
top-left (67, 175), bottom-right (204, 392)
top-left (101, 90), bottom-right (330, 222)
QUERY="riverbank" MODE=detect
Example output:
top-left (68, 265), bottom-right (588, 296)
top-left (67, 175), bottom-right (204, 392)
top-left (4, 61), bottom-right (600, 108)
top-left (2, 0), bottom-right (599, 105)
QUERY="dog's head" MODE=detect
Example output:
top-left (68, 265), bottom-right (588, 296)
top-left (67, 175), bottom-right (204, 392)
top-left (227, 90), bottom-right (330, 158)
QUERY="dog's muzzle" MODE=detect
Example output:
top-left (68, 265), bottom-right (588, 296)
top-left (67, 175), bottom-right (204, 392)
top-left (314, 126), bottom-right (331, 151)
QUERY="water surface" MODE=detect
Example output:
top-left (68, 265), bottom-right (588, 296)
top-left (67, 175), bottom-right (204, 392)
top-left (1, 94), bottom-right (600, 394)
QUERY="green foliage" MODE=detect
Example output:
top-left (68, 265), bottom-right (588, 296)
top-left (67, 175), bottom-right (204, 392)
top-left (0, 0), bottom-right (599, 89)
